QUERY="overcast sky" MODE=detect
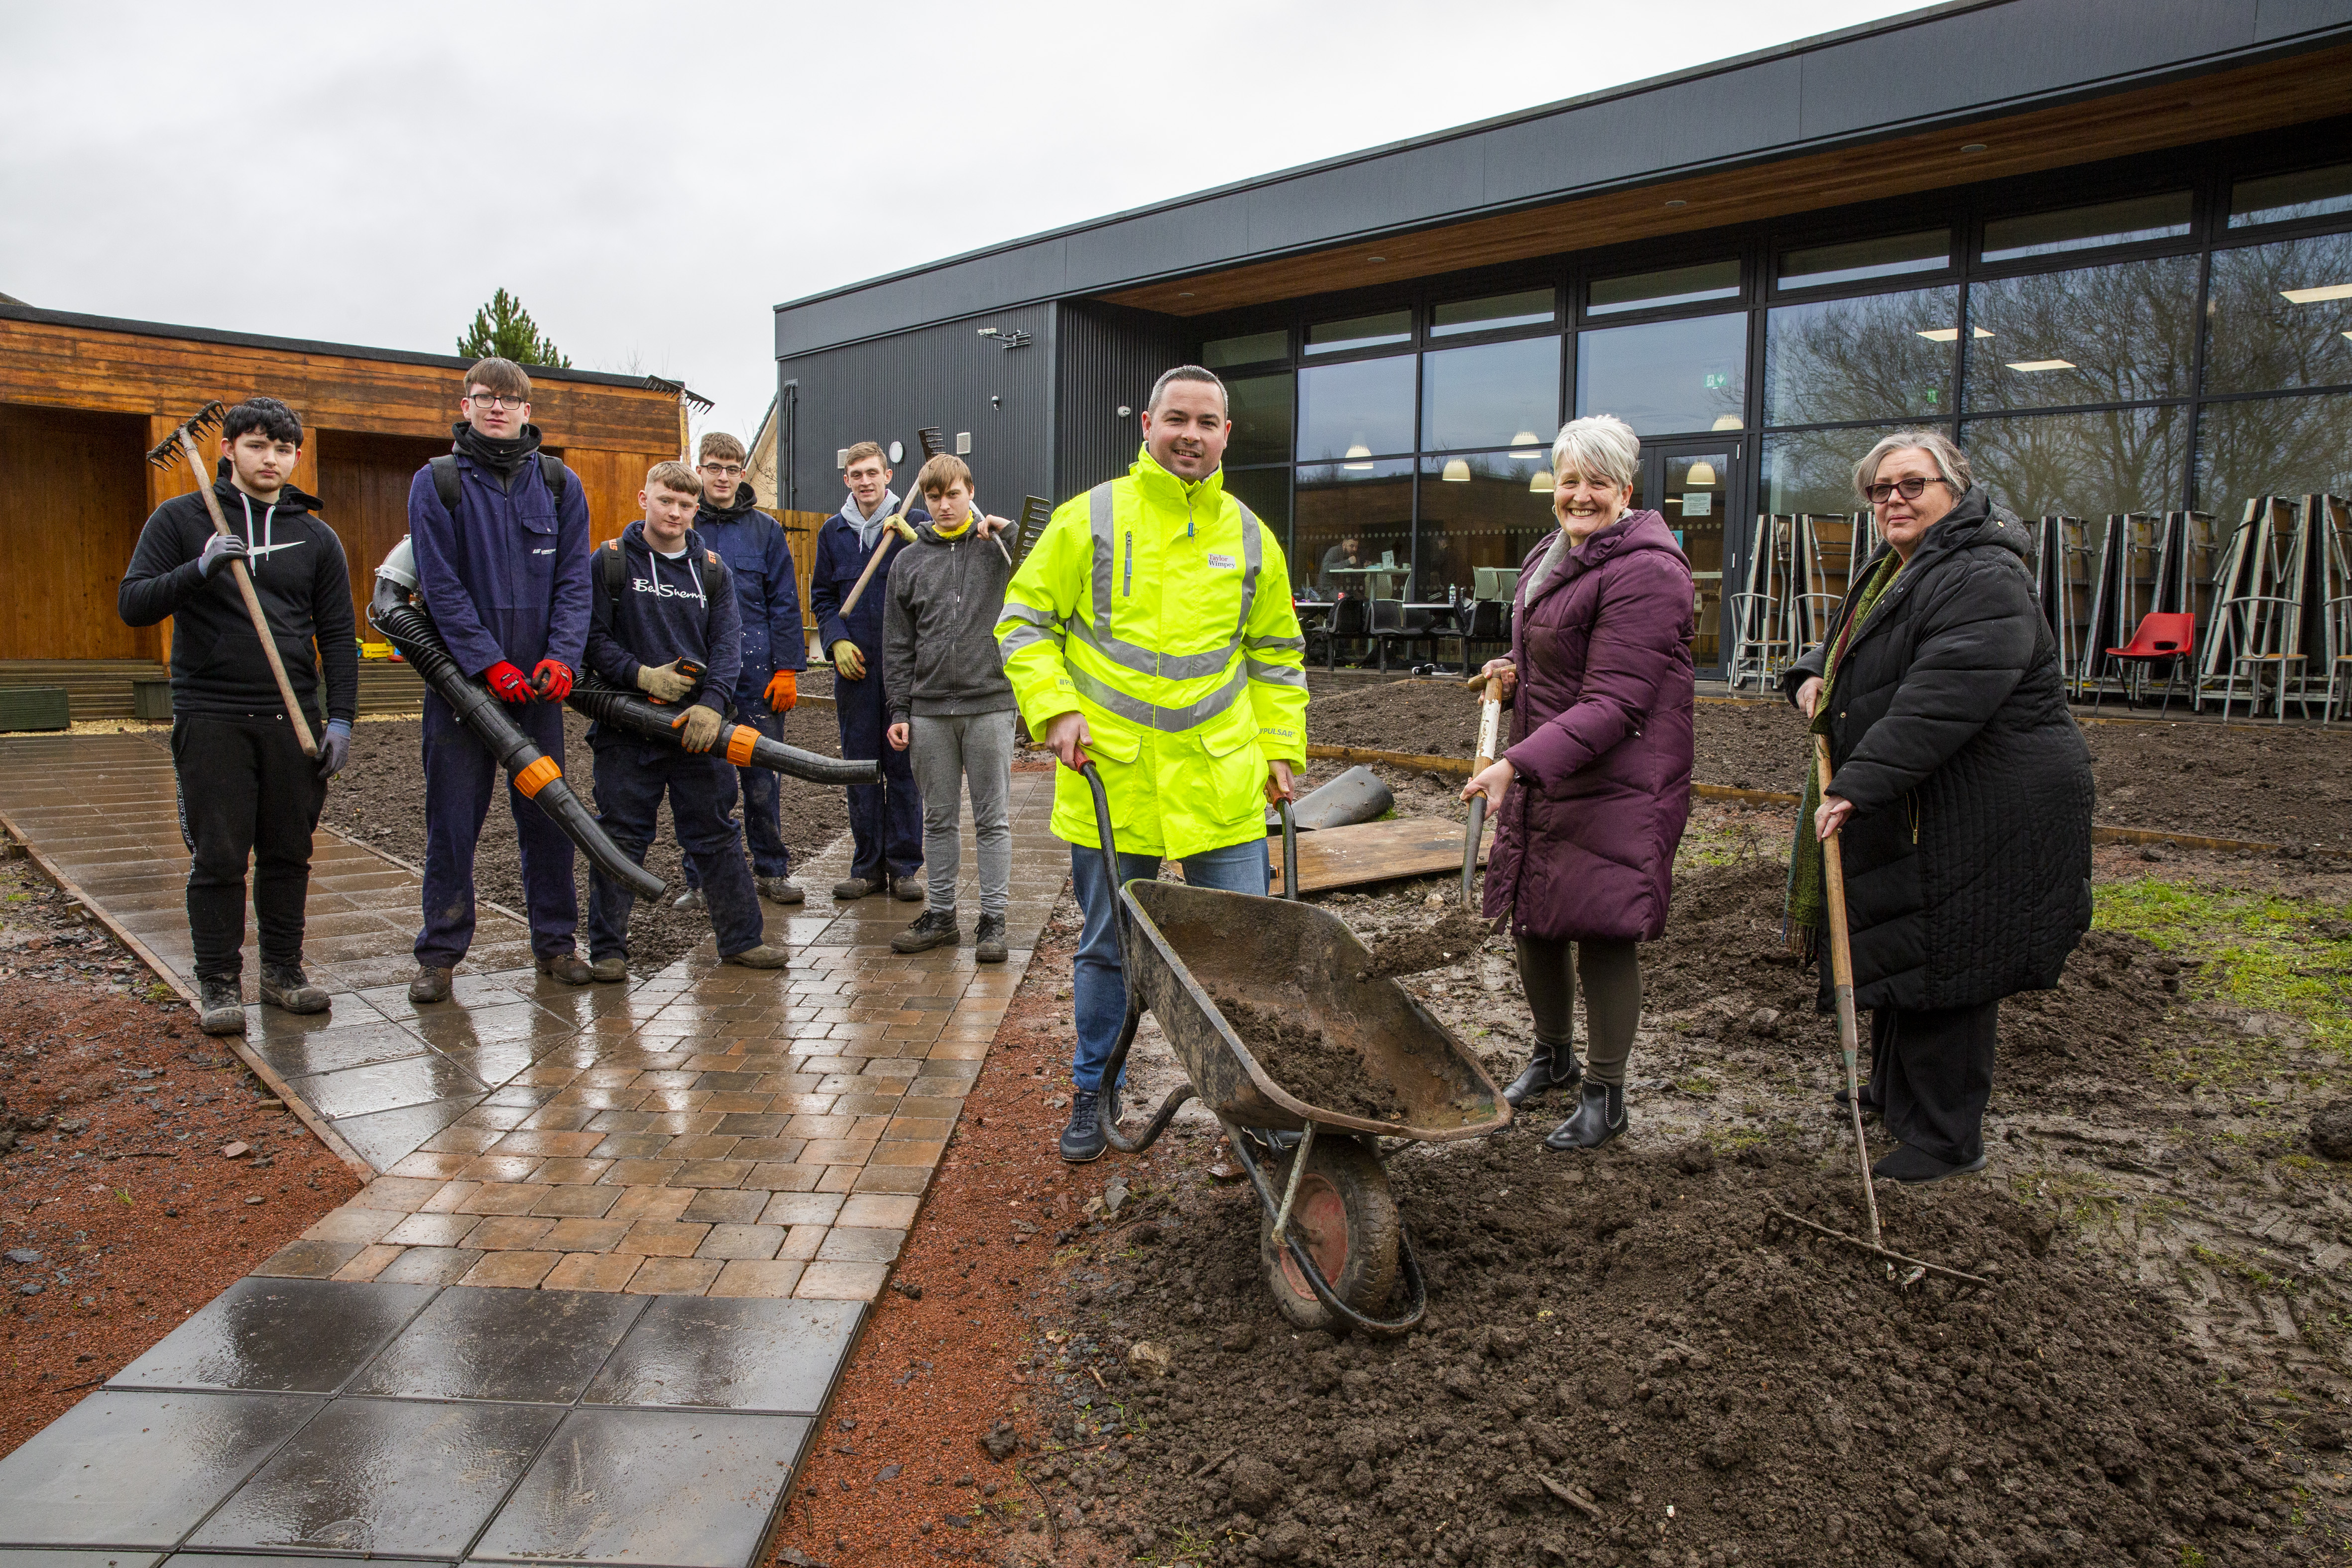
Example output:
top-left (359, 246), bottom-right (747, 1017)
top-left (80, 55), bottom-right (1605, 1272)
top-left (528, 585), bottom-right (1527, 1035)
top-left (1, 0), bottom-right (1920, 449)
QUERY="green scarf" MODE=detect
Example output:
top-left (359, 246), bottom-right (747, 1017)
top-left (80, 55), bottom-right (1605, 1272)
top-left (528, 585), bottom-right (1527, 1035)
top-left (1784, 553), bottom-right (1904, 956)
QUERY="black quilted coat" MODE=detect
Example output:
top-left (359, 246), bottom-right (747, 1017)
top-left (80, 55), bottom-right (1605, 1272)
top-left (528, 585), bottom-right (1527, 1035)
top-left (1782, 486), bottom-right (2093, 1011)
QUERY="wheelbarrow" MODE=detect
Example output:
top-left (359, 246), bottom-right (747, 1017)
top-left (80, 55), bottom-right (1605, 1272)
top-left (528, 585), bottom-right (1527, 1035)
top-left (1078, 763), bottom-right (1511, 1336)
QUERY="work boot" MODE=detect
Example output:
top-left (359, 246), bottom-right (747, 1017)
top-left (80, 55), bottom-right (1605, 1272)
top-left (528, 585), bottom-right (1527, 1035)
top-left (196, 977), bottom-right (245, 1037)
top-left (892, 908), bottom-right (959, 954)
top-left (259, 963), bottom-right (330, 1015)
top-left (588, 955), bottom-right (628, 982)
top-left (1503, 1040), bottom-right (1583, 1108)
top-left (1544, 1080), bottom-right (1626, 1151)
top-left (891, 874), bottom-right (926, 902)
top-left (757, 877), bottom-right (806, 906)
top-left (974, 913), bottom-right (1008, 965)
top-left (407, 965), bottom-right (453, 1005)
top-left (1873, 1144), bottom-right (1989, 1185)
top-left (536, 952), bottom-right (595, 986)
top-left (672, 888), bottom-right (706, 912)
top-left (1832, 1082), bottom-right (1883, 1120)
top-left (833, 876), bottom-right (880, 900)
top-left (722, 943), bottom-right (790, 969)
top-left (1059, 1088), bottom-right (1106, 1163)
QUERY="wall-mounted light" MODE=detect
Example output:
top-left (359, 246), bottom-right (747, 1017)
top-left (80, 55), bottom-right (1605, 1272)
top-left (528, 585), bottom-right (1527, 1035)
top-left (887, 440), bottom-right (905, 464)
top-left (1116, 405), bottom-right (1132, 418)
top-left (1441, 459), bottom-right (1472, 482)
top-left (975, 326), bottom-right (1033, 349)
top-left (1530, 469), bottom-right (1555, 493)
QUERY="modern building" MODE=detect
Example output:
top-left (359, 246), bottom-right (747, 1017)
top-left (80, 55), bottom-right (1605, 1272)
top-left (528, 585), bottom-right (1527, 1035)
top-left (772, 0), bottom-right (2352, 674)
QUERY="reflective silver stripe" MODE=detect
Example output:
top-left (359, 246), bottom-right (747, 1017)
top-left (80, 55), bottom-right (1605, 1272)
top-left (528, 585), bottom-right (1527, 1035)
top-left (1079, 482), bottom-right (1264, 682)
top-left (1088, 484), bottom-right (1118, 649)
top-left (1244, 634), bottom-right (1305, 653)
top-left (999, 623), bottom-right (1062, 658)
top-left (1069, 616), bottom-right (1233, 680)
top-left (1066, 661), bottom-right (1249, 731)
top-left (999, 602), bottom-right (1058, 628)
top-left (1245, 658), bottom-right (1307, 688)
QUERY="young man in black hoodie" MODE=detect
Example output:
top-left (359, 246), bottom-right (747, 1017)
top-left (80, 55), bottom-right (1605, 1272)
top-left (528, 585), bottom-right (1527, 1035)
top-left (581, 462), bottom-right (789, 978)
top-left (119, 397), bottom-right (358, 1036)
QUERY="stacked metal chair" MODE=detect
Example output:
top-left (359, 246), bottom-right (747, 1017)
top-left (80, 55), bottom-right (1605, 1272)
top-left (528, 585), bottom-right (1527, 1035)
top-left (2202, 495), bottom-right (2316, 723)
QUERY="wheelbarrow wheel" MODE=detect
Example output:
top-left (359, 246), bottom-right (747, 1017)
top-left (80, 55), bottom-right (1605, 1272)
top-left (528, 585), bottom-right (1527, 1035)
top-left (1259, 1137), bottom-right (1400, 1333)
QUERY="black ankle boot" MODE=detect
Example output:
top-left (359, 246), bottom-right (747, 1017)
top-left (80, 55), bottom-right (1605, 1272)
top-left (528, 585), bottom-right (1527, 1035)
top-left (1545, 1080), bottom-right (1626, 1151)
top-left (1504, 1041), bottom-right (1584, 1108)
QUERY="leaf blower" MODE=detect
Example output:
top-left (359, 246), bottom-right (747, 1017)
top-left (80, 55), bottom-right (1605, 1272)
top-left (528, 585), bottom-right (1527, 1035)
top-left (562, 680), bottom-right (879, 788)
top-left (368, 538), bottom-right (666, 900)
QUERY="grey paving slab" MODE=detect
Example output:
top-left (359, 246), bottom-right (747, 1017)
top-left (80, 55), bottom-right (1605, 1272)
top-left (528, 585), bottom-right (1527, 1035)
top-left (469, 1408), bottom-right (808, 1568)
top-left (108, 1278), bottom-right (438, 1394)
top-left (187, 1398), bottom-right (561, 1557)
top-left (347, 1287), bottom-right (647, 1404)
top-left (583, 1298), bottom-right (861, 1414)
top-left (283, 1055), bottom-right (489, 1120)
top-left (0, 1553), bottom-right (163, 1568)
top-left (330, 1096), bottom-right (484, 1171)
top-left (0, 1391), bottom-right (320, 1549)
top-left (244, 1021), bottom-right (435, 1080)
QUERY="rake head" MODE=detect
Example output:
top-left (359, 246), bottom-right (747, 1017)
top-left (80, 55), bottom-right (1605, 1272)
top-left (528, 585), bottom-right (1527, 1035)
top-left (917, 426), bottom-right (946, 460)
top-left (144, 401), bottom-right (226, 468)
top-left (1015, 496), bottom-right (1053, 566)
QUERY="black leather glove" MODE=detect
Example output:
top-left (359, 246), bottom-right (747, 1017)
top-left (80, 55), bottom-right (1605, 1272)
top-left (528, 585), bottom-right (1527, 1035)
top-left (199, 533), bottom-right (249, 580)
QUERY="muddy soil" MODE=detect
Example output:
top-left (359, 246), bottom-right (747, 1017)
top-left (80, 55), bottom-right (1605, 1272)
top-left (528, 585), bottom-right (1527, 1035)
top-left (1358, 905), bottom-right (1494, 980)
top-left (333, 708), bottom-right (849, 975)
top-left (0, 856), bottom-right (359, 1457)
top-left (1210, 994), bottom-right (1408, 1122)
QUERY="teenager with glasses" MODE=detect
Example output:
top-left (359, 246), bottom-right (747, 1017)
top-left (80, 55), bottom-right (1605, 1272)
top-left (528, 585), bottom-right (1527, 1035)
top-left (1782, 430), bottom-right (2093, 1185)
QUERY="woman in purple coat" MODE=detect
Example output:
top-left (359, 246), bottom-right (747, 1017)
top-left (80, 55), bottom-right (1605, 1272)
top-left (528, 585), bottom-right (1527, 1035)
top-left (1462, 415), bottom-right (1696, 1150)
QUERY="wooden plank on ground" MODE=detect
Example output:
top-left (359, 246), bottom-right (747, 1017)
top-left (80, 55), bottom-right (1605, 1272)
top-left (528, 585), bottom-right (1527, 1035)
top-left (1268, 816), bottom-right (1492, 895)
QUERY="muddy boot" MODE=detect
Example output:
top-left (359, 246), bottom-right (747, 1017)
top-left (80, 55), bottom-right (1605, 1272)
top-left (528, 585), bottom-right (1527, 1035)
top-left (407, 965), bottom-right (453, 1005)
top-left (973, 913), bottom-right (1008, 965)
top-left (757, 877), bottom-right (805, 906)
top-left (722, 944), bottom-right (790, 969)
top-left (588, 955), bottom-right (628, 982)
top-left (1059, 1089), bottom-right (1106, 1163)
top-left (891, 874), bottom-right (926, 903)
top-left (892, 908), bottom-right (958, 954)
top-left (196, 976), bottom-right (245, 1037)
top-left (259, 964), bottom-right (330, 1015)
top-left (1544, 1080), bottom-right (1626, 1151)
top-left (537, 952), bottom-right (595, 985)
top-left (1503, 1040), bottom-right (1583, 1108)
top-left (832, 876), bottom-right (880, 900)
top-left (672, 888), bottom-right (706, 912)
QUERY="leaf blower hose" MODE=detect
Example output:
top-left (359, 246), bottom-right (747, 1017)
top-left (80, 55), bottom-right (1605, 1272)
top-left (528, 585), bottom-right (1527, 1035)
top-left (366, 569), bottom-right (666, 901)
top-left (561, 682), bottom-right (880, 788)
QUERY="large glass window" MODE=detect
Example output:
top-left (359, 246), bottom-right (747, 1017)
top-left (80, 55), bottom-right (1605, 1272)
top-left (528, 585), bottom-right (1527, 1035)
top-left (2229, 162), bottom-right (2352, 229)
top-left (1981, 192), bottom-right (2191, 263)
top-left (1576, 313), bottom-right (1746, 435)
top-left (1225, 372), bottom-right (1295, 468)
top-left (1306, 311), bottom-right (1411, 355)
top-left (1416, 452), bottom-right (1554, 601)
top-left (1779, 230), bottom-right (1949, 291)
top-left (2203, 231), bottom-right (2352, 394)
top-left (1588, 260), bottom-right (1739, 317)
top-left (1963, 254), bottom-right (2199, 411)
top-left (1221, 466), bottom-right (1293, 558)
top-left (1764, 287), bottom-right (1958, 426)
top-left (2194, 392), bottom-right (2352, 509)
top-left (1295, 459), bottom-right (1414, 597)
top-left (1421, 337), bottom-right (1560, 453)
top-left (1962, 407), bottom-right (2187, 520)
top-left (1296, 357), bottom-right (1414, 462)
top-left (1433, 289), bottom-right (1554, 337)
top-left (1763, 424), bottom-right (1929, 517)
top-left (1202, 329), bottom-right (1287, 369)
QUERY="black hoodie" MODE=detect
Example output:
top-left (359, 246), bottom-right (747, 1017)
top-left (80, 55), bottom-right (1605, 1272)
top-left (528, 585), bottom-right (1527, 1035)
top-left (118, 469), bottom-right (359, 725)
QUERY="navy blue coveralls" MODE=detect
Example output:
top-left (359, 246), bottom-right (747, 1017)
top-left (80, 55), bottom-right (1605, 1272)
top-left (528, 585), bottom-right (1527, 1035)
top-left (808, 495), bottom-right (924, 885)
top-left (406, 447), bottom-right (590, 968)
top-left (681, 490), bottom-right (804, 887)
top-left (582, 521), bottom-right (764, 962)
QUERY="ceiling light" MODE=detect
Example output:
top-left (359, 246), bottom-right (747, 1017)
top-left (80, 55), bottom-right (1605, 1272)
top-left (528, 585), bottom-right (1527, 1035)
top-left (2343, 330), bottom-right (2352, 344)
top-left (2281, 282), bottom-right (2352, 304)
top-left (1366, 256), bottom-right (1387, 264)
top-left (1665, 199), bottom-right (1688, 209)
top-left (1178, 291), bottom-right (1195, 299)
top-left (1530, 469), bottom-right (1555, 492)
top-left (1713, 414), bottom-right (1743, 431)
top-left (1441, 459), bottom-right (1472, 482)
top-left (2006, 359), bottom-right (2076, 372)
top-left (1686, 462), bottom-right (1719, 486)
top-left (1916, 326), bottom-right (1996, 342)
top-left (1961, 143), bottom-right (1988, 153)
top-left (1510, 431), bottom-right (1541, 447)
top-left (1344, 443), bottom-right (1375, 472)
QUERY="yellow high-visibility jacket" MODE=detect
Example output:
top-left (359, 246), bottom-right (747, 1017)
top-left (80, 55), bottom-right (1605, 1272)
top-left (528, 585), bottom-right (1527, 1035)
top-left (995, 448), bottom-right (1307, 859)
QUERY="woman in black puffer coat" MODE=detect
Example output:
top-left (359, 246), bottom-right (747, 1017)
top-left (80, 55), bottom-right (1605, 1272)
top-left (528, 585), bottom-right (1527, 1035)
top-left (1783, 430), bottom-right (2093, 1184)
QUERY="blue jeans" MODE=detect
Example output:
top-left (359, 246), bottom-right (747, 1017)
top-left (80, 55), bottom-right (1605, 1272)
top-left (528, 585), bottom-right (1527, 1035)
top-left (1068, 836), bottom-right (1268, 1093)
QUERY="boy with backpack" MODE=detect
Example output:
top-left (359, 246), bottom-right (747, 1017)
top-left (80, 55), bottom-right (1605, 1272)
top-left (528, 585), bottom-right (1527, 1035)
top-left (882, 454), bottom-right (1018, 964)
top-left (580, 461), bottom-right (788, 978)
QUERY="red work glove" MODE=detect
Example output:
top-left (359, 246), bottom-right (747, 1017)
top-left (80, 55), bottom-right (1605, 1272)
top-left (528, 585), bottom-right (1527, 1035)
top-left (532, 659), bottom-right (574, 702)
top-left (483, 661), bottom-right (533, 704)
top-left (765, 669), bottom-right (797, 712)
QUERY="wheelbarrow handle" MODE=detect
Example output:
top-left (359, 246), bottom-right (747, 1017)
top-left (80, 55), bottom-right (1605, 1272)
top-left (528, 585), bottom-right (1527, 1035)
top-left (1078, 760), bottom-right (1132, 982)
top-left (1277, 795), bottom-right (1298, 901)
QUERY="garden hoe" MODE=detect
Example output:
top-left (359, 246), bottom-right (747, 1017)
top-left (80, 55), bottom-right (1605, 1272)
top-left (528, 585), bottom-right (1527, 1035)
top-left (146, 401), bottom-right (317, 757)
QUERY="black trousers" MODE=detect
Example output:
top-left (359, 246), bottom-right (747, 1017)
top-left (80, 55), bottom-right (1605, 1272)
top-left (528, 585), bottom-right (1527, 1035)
top-left (1870, 999), bottom-right (1999, 1165)
top-left (172, 713), bottom-right (326, 982)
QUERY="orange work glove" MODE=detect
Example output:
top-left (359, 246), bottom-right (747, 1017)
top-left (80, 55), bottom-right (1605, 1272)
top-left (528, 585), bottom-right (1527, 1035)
top-left (765, 669), bottom-right (798, 712)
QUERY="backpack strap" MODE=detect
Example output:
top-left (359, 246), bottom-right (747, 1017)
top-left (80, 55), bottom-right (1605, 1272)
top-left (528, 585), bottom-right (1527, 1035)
top-left (598, 538), bottom-right (627, 608)
top-left (434, 451), bottom-right (570, 512)
top-left (540, 453), bottom-right (569, 508)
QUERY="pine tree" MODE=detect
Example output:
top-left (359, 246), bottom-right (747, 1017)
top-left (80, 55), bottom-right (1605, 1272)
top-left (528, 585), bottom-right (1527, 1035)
top-left (456, 288), bottom-right (572, 369)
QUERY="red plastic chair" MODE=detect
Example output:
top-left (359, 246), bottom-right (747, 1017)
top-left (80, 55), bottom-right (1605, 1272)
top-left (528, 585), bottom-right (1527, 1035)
top-left (2098, 611), bottom-right (2196, 715)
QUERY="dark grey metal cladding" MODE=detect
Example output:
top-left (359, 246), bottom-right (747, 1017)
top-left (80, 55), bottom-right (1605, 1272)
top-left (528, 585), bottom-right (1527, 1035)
top-left (1053, 302), bottom-right (1188, 498)
top-left (777, 303), bottom-right (1055, 519)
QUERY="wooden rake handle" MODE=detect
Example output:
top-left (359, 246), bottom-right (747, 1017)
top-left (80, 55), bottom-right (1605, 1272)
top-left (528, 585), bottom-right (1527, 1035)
top-left (1815, 733), bottom-right (1882, 1249)
top-left (178, 432), bottom-right (318, 757)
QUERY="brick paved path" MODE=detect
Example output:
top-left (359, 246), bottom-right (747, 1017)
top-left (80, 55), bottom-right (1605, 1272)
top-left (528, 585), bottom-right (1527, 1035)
top-left (0, 733), bottom-right (1071, 1567)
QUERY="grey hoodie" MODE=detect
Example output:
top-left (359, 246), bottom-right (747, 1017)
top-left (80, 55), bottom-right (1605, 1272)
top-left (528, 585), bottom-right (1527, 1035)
top-left (883, 519), bottom-right (1017, 722)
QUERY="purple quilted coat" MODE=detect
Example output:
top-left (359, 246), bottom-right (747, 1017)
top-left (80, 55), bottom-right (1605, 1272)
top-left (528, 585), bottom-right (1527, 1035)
top-left (1482, 510), bottom-right (1696, 942)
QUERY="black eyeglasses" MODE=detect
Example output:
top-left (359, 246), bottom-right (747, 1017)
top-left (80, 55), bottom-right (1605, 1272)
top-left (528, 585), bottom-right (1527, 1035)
top-left (699, 463), bottom-right (744, 477)
top-left (465, 391), bottom-right (527, 410)
top-left (1864, 476), bottom-right (1950, 505)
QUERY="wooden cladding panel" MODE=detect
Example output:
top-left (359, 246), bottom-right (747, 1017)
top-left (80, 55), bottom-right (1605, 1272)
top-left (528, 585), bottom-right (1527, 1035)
top-left (1103, 43), bottom-right (2352, 317)
top-left (311, 430), bottom-right (448, 620)
top-left (0, 318), bottom-right (679, 453)
top-left (0, 405), bottom-right (152, 660)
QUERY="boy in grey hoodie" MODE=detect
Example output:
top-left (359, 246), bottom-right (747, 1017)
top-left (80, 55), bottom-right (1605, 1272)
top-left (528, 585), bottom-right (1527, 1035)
top-left (882, 455), bottom-right (1018, 962)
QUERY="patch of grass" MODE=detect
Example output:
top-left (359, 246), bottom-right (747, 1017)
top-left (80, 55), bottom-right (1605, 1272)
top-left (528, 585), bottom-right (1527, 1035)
top-left (2010, 1166), bottom-right (2129, 1234)
top-left (2096, 876), bottom-right (2352, 1051)
top-left (2190, 1240), bottom-right (2299, 1294)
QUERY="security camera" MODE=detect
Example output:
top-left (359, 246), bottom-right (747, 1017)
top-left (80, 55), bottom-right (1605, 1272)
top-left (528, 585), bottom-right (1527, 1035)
top-left (990, 394), bottom-right (1002, 409)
